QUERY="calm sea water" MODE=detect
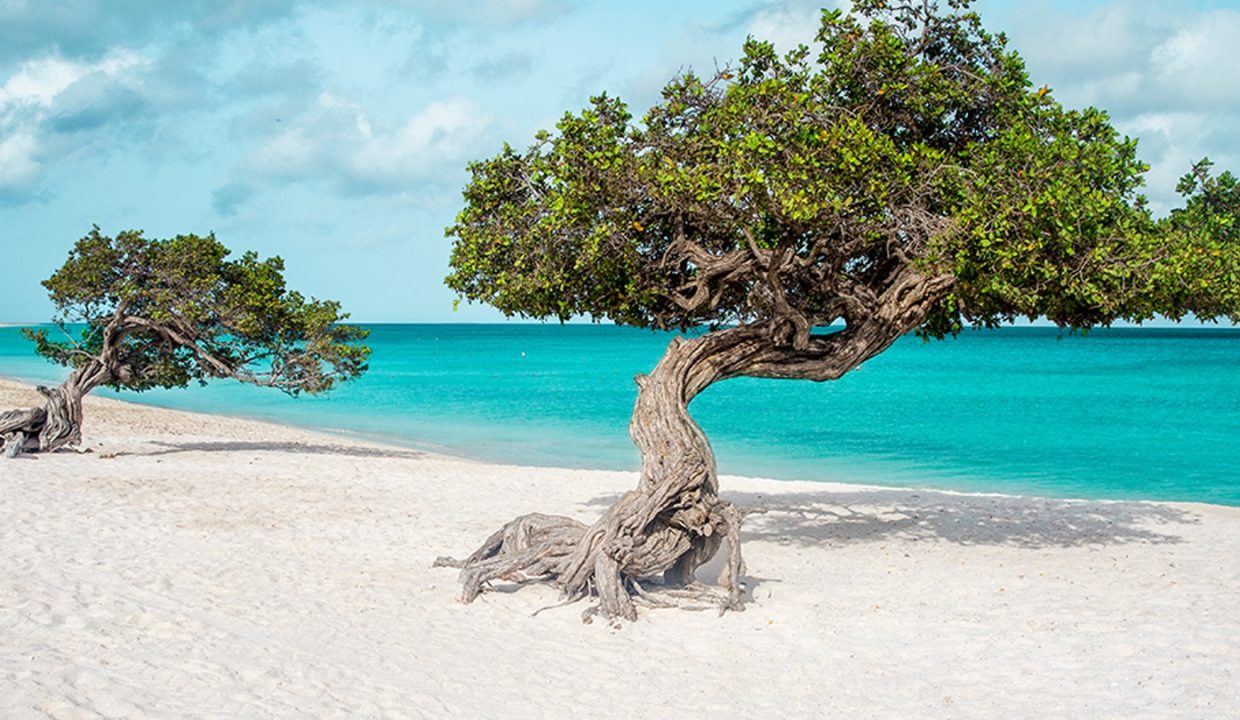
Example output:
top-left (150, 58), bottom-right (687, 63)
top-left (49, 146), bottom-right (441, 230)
top-left (1, 324), bottom-right (1237, 505)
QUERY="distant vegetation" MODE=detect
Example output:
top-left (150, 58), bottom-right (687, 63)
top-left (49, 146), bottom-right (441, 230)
top-left (0, 227), bottom-right (369, 457)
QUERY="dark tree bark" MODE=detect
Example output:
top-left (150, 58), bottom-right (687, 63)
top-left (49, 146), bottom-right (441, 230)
top-left (0, 362), bottom-right (112, 457)
top-left (438, 269), bottom-right (952, 621)
top-left (0, 406), bottom-right (44, 458)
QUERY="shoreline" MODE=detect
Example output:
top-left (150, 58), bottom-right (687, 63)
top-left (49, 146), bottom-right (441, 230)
top-left (3, 377), bottom-right (1239, 717)
top-left (2, 374), bottom-right (1235, 511)
top-left (6, 363), bottom-right (1238, 517)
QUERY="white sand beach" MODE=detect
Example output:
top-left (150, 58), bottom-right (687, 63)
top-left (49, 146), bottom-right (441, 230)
top-left (2, 378), bottom-right (1238, 719)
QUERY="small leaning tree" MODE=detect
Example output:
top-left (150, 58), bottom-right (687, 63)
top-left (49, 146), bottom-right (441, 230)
top-left (0, 227), bottom-right (370, 457)
top-left (439, 1), bottom-right (1239, 621)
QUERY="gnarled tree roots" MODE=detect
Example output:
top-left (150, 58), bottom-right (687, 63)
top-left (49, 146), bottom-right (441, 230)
top-left (0, 384), bottom-right (85, 458)
top-left (435, 491), bottom-right (752, 623)
top-left (437, 314), bottom-right (950, 622)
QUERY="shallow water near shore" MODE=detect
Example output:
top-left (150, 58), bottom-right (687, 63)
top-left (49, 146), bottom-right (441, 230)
top-left (2, 323), bottom-right (1237, 505)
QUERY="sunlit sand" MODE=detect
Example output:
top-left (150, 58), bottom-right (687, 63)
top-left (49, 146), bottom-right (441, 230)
top-left (2, 378), bottom-right (1237, 718)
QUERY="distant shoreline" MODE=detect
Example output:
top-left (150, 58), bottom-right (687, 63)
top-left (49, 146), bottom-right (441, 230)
top-left (0, 372), bottom-right (1236, 510)
top-left (3, 322), bottom-right (1240, 506)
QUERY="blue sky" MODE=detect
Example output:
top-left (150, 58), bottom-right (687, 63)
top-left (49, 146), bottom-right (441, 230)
top-left (1, 0), bottom-right (1237, 323)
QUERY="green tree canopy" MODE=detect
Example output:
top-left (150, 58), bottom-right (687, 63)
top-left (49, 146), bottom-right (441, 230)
top-left (439, 0), bottom-right (1239, 622)
top-left (25, 227), bottom-right (370, 396)
top-left (447, 1), bottom-right (1238, 343)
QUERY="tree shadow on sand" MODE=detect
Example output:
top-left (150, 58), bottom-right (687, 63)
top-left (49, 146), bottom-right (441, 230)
top-left (123, 440), bottom-right (426, 460)
top-left (586, 486), bottom-right (1198, 550)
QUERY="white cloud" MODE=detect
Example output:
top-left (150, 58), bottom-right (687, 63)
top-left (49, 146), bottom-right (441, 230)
top-left (0, 57), bottom-right (83, 106)
top-left (252, 93), bottom-right (492, 194)
top-left (616, 0), bottom-right (842, 116)
top-left (0, 50), bottom-right (148, 192)
top-left (989, 1), bottom-right (1240, 214)
top-left (0, 129), bottom-right (38, 188)
top-left (746, 2), bottom-right (836, 53)
top-left (0, 51), bottom-right (144, 109)
top-left (1149, 11), bottom-right (1240, 111)
top-left (0, 52), bottom-right (147, 109)
top-left (351, 98), bottom-right (491, 184)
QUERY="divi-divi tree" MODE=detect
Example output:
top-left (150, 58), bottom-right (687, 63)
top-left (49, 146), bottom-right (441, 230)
top-left (0, 227), bottom-right (370, 457)
top-left (438, 1), bottom-right (1239, 621)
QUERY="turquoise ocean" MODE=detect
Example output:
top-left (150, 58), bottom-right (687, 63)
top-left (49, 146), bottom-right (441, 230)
top-left (1, 324), bottom-right (1237, 505)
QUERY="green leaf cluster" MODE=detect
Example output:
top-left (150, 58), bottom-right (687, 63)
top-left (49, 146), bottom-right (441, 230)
top-left (26, 227), bottom-right (370, 395)
top-left (1144, 160), bottom-right (1240, 323)
top-left (445, 0), bottom-right (1238, 337)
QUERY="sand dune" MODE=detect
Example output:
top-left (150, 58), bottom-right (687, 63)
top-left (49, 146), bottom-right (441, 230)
top-left (1, 378), bottom-right (1237, 719)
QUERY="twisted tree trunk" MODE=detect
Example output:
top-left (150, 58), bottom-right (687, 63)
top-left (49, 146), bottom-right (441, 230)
top-left (435, 326), bottom-right (847, 620)
top-left (0, 362), bottom-right (111, 457)
top-left (437, 270), bottom-right (952, 621)
top-left (438, 329), bottom-right (754, 620)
